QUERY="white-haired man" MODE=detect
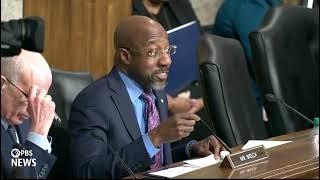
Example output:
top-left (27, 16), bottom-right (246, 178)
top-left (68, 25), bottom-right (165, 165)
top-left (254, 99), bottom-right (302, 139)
top-left (1, 49), bottom-right (56, 178)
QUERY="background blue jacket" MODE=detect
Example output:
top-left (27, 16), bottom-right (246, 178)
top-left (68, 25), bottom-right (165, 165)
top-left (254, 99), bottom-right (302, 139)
top-left (212, 0), bottom-right (281, 104)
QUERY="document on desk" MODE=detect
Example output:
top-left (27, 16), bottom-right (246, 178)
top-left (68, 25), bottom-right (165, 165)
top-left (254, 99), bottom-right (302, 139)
top-left (149, 154), bottom-right (220, 178)
top-left (242, 140), bottom-right (292, 150)
top-left (148, 165), bottom-right (201, 178)
top-left (183, 154), bottom-right (220, 167)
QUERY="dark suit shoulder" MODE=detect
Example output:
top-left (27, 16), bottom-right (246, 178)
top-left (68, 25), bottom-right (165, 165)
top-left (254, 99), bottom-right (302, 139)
top-left (72, 68), bottom-right (125, 108)
top-left (73, 76), bottom-right (112, 104)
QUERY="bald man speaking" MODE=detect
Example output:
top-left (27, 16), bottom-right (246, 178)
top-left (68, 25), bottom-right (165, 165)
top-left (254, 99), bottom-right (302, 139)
top-left (69, 16), bottom-right (224, 179)
top-left (1, 49), bottom-right (56, 178)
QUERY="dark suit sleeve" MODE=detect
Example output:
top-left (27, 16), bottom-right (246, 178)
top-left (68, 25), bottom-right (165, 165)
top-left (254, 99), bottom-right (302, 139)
top-left (171, 143), bottom-right (190, 163)
top-left (69, 97), bottom-right (154, 179)
top-left (8, 141), bottom-right (56, 179)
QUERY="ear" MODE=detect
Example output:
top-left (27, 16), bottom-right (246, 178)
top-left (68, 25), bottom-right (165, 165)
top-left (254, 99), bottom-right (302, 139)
top-left (119, 48), bottom-right (131, 65)
top-left (1, 75), bottom-right (9, 91)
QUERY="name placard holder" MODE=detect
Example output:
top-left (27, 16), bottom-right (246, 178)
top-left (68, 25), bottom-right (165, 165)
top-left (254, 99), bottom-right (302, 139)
top-left (220, 145), bottom-right (269, 169)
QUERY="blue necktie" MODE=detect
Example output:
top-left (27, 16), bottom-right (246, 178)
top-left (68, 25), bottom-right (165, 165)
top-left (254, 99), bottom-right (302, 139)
top-left (7, 125), bottom-right (18, 143)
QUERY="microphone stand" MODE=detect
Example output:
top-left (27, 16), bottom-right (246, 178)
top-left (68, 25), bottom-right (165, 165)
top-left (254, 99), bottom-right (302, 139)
top-left (198, 118), bottom-right (232, 153)
top-left (264, 94), bottom-right (314, 125)
top-left (91, 132), bottom-right (138, 179)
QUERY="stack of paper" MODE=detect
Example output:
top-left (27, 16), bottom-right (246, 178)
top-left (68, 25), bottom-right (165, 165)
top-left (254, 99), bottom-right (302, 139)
top-left (183, 154), bottom-right (220, 167)
top-left (148, 165), bottom-right (200, 178)
top-left (241, 140), bottom-right (292, 150)
top-left (149, 154), bottom-right (220, 178)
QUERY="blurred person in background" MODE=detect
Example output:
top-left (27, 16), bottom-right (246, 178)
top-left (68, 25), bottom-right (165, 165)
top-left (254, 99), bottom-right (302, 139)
top-left (212, 0), bottom-right (309, 135)
top-left (212, 0), bottom-right (282, 124)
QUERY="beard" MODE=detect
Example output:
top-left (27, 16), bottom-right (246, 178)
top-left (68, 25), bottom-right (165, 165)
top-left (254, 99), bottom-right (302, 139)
top-left (126, 67), bottom-right (169, 90)
top-left (146, 73), bottom-right (168, 90)
top-left (149, 77), bottom-right (167, 90)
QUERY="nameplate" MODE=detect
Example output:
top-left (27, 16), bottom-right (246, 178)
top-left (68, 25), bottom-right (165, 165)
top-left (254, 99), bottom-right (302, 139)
top-left (227, 161), bottom-right (268, 178)
top-left (220, 145), bottom-right (269, 169)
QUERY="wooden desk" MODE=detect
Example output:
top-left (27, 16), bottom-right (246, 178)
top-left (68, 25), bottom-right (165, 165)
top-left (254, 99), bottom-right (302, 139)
top-left (127, 127), bottom-right (319, 179)
top-left (176, 126), bottom-right (319, 179)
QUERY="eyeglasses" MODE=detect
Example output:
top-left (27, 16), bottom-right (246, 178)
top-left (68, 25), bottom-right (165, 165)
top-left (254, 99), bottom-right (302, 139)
top-left (124, 45), bottom-right (177, 59)
top-left (4, 77), bottom-right (29, 98)
top-left (3, 76), bottom-right (62, 123)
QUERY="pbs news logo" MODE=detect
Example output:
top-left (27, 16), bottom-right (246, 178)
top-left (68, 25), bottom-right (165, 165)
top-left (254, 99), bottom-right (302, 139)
top-left (11, 148), bottom-right (36, 167)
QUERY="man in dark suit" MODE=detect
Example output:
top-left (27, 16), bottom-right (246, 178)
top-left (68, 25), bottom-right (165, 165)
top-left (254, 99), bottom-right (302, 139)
top-left (69, 15), bottom-right (225, 179)
top-left (132, 1), bottom-right (212, 155)
top-left (1, 49), bottom-right (57, 178)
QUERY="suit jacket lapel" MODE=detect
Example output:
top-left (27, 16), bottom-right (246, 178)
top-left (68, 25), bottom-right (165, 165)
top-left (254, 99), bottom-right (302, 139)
top-left (107, 67), bottom-right (173, 165)
top-left (107, 68), bottom-right (141, 140)
top-left (16, 119), bottom-right (31, 144)
top-left (1, 119), bottom-right (29, 147)
top-left (153, 90), bottom-right (168, 123)
top-left (1, 124), bottom-right (15, 173)
top-left (1, 120), bottom-right (33, 175)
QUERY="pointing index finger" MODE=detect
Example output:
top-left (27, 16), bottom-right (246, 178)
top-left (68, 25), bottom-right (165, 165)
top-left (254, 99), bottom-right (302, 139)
top-left (179, 113), bottom-right (200, 121)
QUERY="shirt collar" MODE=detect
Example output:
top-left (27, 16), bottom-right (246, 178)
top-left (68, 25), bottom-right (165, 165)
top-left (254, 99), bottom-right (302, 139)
top-left (117, 69), bottom-right (157, 102)
top-left (1, 117), bottom-right (9, 130)
top-left (118, 69), bottom-right (144, 103)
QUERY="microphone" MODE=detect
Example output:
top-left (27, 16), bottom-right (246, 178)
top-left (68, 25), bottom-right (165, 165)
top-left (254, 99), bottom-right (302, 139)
top-left (264, 94), bottom-right (314, 125)
top-left (90, 131), bottom-right (138, 179)
top-left (198, 118), bottom-right (232, 153)
top-left (53, 113), bottom-right (61, 123)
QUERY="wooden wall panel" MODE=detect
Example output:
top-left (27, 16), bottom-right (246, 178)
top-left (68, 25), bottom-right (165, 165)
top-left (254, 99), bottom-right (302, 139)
top-left (24, 0), bottom-right (132, 79)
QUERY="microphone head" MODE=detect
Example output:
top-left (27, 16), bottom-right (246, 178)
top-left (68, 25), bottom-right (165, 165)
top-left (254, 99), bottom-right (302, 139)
top-left (264, 94), bottom-right (277, 102)
top-left (54, 113), bottom-right (62, 123)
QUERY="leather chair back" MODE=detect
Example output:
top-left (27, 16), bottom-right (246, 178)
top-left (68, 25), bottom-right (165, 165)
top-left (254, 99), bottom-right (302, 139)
top-left (49, 68), bottom-right (94, 128)
top-left (249, 6), bottom-right (319, 136)
top-left (47, 68), bottom-right (93, 178)
top-left (198, 33), bottom-right (268, 147)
